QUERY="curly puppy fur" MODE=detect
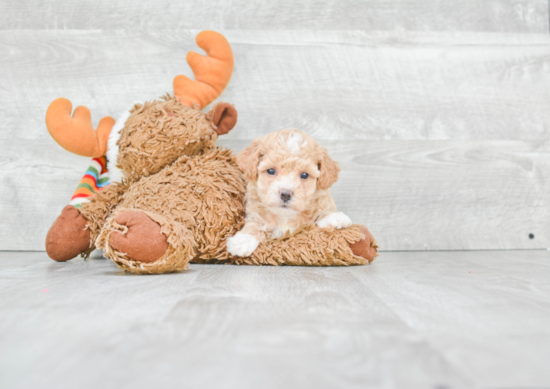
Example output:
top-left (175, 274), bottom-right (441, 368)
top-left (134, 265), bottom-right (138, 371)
top-left (227, 129), bottom-right (354, 258)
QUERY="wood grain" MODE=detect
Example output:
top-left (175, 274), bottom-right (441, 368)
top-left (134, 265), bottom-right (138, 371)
top-left (1, 30), bottom-right (549, 142)
top-left (2, 138), bottom-right (548, 251)
top-left (1, 0), bottom-right (547, 32)
top-left (2, 12), bottom-right (549, 252)
top-left (1, 250), bottom-right (549, 388)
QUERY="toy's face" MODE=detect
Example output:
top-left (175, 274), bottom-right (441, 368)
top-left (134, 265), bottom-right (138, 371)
top-left (116, 97), bottom-right (218, 181)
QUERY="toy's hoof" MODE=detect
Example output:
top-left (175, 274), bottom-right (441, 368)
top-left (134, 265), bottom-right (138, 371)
top-left (350, 226), bottom-right (379, 263)
top-left (46, 205), bottom-right (91, 261)
top-left (109, 210), bottom-right (168, 263)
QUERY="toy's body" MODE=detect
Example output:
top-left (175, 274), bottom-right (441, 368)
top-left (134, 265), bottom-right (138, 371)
top-left (97, 147), bottom-right (245, 273)
top-left (45, 31), bottom-right (378, 274)
top-left (47, 95), bottom-right (245, 273)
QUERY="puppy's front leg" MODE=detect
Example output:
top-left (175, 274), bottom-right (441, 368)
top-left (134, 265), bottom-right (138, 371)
top-left (227, 224), bottom-right (263, 257)
top-left (316, 212), bottom-right (353, 229)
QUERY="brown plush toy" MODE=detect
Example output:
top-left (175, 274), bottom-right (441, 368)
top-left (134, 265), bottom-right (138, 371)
top-left (45, 31), bottom-right (378, 274)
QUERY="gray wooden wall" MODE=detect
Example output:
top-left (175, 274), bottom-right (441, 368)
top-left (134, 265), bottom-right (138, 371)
top-left (1, 0), bottom-right (549, 251)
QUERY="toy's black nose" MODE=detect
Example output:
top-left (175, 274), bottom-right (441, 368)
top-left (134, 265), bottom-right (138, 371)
top-left (280, 190), bottom-right (292, 202)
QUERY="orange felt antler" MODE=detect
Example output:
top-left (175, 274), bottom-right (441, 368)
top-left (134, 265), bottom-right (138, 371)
top-left (45, 98), bottom-right (115, 157)
top-left (174, 31), bottom-right (234, 109)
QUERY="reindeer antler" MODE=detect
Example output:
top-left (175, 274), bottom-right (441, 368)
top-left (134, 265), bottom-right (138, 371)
top-left (45, 98), bottom-right (115, 157)
top-left (174, 31), bottom-right (234, 109)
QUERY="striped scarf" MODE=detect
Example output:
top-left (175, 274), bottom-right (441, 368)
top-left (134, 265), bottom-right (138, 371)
top-left (69, 157), bottom-right (111, 208)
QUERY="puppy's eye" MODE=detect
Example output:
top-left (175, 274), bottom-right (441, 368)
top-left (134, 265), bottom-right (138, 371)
top-left (300, 172), bottom-right (309, 180)
top-left (267, 168), bottom-right (276, 175)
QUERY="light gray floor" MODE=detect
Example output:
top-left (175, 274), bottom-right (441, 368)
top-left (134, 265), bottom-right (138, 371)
top-left (1, 250), bottom-right (549, 389)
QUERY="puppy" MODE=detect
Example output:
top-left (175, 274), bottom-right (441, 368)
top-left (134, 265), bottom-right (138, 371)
top-left (227, 129), bottom-right (352, 257)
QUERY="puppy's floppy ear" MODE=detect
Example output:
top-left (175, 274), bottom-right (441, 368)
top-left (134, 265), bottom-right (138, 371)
top-left (207, 102), bottom-right (237, 135)
top-left (237, 139), bottom-right (262, 182)
top-left (317, 147), bottom-right (340, 190)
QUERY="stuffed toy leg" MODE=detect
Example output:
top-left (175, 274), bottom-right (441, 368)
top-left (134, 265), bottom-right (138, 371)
top-left (232, 224), bottom-right (378, 267)
top-left (45, 157), bottom-right (124, 261)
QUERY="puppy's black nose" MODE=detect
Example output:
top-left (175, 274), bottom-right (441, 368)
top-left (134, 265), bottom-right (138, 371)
top-left (280, 190), bottom-right (292, 202)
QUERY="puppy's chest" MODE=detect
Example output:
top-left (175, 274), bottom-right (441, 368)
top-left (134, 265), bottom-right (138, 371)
top-left (263, 215), bottom-right (302, 239)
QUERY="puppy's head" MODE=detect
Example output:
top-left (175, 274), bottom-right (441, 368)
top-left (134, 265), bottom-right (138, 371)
top-left (237, 129), bottom-right (340, 215)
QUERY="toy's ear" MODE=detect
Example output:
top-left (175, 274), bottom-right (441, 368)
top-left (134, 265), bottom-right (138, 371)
top-left (317, 147), bottom-right (340, 190)
top-left (237, 139), bottom-right (262, 182)
top-left (208, 102), bottom-right (237, 135)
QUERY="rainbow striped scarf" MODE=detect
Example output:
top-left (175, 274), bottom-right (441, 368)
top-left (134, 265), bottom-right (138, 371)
top-left (69, 157), bottom-right (111, 208)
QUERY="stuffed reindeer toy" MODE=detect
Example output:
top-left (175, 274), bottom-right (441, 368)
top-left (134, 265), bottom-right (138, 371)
top-left (45, 31), bottom-right (378, 274)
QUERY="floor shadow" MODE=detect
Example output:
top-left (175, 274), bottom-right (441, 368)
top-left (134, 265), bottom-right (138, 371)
top-left (100, 268), bottom-right (196, 277)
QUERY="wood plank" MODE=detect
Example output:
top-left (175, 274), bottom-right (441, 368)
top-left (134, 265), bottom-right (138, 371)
top-left (0, 139), bottom-right (86, 252)
top-left (1, 139), bottom-right (548, 251)
top-left (1, 30), bottom-right (549, 144)
top-left (354, 250), bottom-right (550, 388)
top-left (0, 0), bottom-right (547, 32)
top-left (1, 29), bottom-right (549, 251)
top-left (1, 250), bottom-right (549, 388)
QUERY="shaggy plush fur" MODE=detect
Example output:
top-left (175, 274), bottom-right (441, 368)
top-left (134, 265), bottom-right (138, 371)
top-left (74, 97), bottom-right (245, 273)
top-left (116, 96), bottom-right (219, 182)
top-left (96, 147), bottom-right (247, 274)
top-left (230, 224), bottom-right (377, 266)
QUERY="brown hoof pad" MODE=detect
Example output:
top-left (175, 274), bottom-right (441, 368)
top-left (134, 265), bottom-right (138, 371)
top-left (46, 205), bottom-right (91, 262)
top-left (109, 210), bottom-right (169, 263)
top-left (350, 226), bottom-right (378, 263)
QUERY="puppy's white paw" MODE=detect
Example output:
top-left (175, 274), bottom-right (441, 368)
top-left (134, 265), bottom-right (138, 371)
top-left (317, 212), bottom-right (353, 229)
top-left (227, 233), bottom-right (260, 257)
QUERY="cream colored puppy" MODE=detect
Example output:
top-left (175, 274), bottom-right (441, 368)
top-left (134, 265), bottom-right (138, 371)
top-left (227, 129), bottom-right (352, 257)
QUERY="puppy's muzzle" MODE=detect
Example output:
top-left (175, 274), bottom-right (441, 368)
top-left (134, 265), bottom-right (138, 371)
top-left (280, 190), bottom-right (293, 202)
